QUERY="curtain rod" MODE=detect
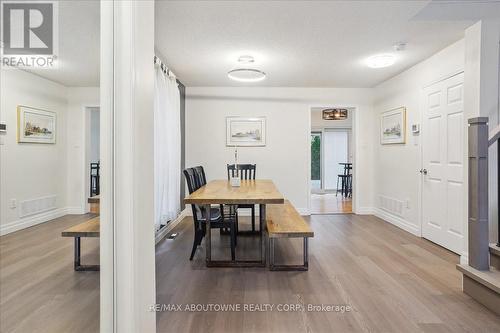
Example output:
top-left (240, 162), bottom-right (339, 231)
top-left (154, 55), bottom-right (177, 79)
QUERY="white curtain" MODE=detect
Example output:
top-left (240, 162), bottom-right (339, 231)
top-left (154, 64), bottom-right (181, 231)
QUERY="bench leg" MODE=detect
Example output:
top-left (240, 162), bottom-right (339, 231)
top-left (74, 237), bottom-right (100, 272)
top-left (269, 237), bottom-right (309, 271)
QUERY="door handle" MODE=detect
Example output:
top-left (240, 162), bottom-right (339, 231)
top-left (419, 169), bottom-right (428, 175)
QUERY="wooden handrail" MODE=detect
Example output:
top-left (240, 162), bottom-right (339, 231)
top-left (489, 123), bottom-right (500, 146)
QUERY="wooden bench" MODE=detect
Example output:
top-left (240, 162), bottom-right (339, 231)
top-left (266, 201), bottom-right (314, 271)
top-left (62, 217), bottom-right (100, 271)
top-left (88, 195), bottom-right (100, 214)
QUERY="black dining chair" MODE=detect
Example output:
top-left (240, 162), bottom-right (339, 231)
top-left (227, 164), bottom-right (257, 233)
top-left (184, 167), bottom-right (237, 261)
top-left (193, 166), bottom-right (237, 236)
top-left (90, 162), bottom-right (100, 196)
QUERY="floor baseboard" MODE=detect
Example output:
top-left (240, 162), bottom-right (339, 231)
top-left (0, 207), bottom-right (74, 236)
top-left (155, 208), bottom-right (189, 244)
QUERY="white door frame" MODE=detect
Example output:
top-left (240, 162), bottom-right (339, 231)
top-left (82, 105), bottom-right (100, 213)
top-left (419, 70), bottom-right (465, 246)
top-left (100, 1), bottom-right (114, 331)
top-left (100, 1), bottom-right (157, 332)
top-left (307, 105), bottom-right (358, 214)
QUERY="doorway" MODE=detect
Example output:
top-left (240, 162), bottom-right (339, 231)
top-left (84, 106), bottom-right (100, 212)
top-left (310, 107), bottom-right (353, 214)
top-left (421, 72), bottom-right (464, 254)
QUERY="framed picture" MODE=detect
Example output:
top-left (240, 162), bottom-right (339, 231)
top-left (226, 117), bottom-right (266, 146)
top-left (17, 106), bottom-right (56, 144)
top-left (380, 107), bottom-right (406, 144)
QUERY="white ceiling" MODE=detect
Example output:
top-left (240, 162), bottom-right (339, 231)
top-left (24, 0), bottom-right (100, 87)
top-left (155, 0), bottom-right (482, 87)
top-left (15, 1), bottom-right (500, 88)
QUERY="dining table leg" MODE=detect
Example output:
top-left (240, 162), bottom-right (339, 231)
top-left (260, 204), bottom-right (266, 265)
top-left (205, 204), bottom-right (211, 264)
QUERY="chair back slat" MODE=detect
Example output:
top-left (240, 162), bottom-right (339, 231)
top-left (183, 167), bottom-right (204, 224)
top-left (227, 164), bottom-right (256, 180)
top-left (194, 166), bottom-right (206, 187)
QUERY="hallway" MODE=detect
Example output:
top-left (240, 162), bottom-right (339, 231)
top-left (155, 214), bottom-right (500, 332)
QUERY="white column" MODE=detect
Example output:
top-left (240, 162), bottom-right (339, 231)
top-left (100, 1), bottom-right (156, 332)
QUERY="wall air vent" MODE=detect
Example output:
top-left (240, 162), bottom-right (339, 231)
top-left (19, 195), bottom-right (57, 218)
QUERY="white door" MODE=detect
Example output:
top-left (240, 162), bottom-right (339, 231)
top-left (323, 130), bottom-right (349, 190)
top-left (422, 72), bottom-right (464, 254)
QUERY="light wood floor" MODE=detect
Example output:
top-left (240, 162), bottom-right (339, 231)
top-left (156, 215), bottom-right (500, 333)
top-left (2, 214), bottom-right (500, 333)
top-left (311, 193), bottom-right (352, 214)
top-left (0, 214), bottom-right (100, 333)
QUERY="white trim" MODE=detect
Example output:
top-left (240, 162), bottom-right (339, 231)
top-left (374, 207), bottom-right (420, 236)
top-left (66, 206), bottom-right (86, 215)
top-left (155, 208), bottom-right (189, 244)
top-left (82, 104), bottom-right (100, 214)
top-left (355, 207), bottom-right (374, 215)
top-left (422, 70), bottom-right (464, 89)
top-left (306, 104), bottom-right (359, 215)
top-left (99, 0), bottom-right (115, 331)
top-left (460, 252), bottom-right (469, 266)
top-left (296, 207), bottom-right (311, 216)
top-left (109, 1), bottom-right (156, 332)
top-left (0, 207), bottom-right (77, 236)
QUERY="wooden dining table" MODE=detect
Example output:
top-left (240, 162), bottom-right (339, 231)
top-left (184, 179), bottom-right (284, 267)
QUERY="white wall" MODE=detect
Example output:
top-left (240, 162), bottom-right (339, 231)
top-left (90, 108), bottom-right (100, 163)
top-left (0, 69), bottom-right (68, 234)
top-left (66, 87), bottom-right (100, 212)
top-left (464, 20), bottom-right (500, 245)
top-left (0, 69), bottom-right (99, 235)
top-left (373, 39), bottom-right (465, 237)
top-left (186, 87), bottom-right (375, 213)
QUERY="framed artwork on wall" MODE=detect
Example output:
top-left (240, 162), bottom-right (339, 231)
top-left (380, 107), bottom-right (406, 144)
top-left (17, 106), bottom-right (56, 144)
top-left (226, 117), bottom-right (266, 146)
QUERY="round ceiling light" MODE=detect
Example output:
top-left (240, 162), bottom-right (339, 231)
top-left (366, 54), bottom-right (396, 68)
top-left (227, 68), bottom-right (266, 82)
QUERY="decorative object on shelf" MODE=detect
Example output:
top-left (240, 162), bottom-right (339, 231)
top-left (226, 117), bottom-right (266, 147)
top-left (17, 106), bottom-right (56, 144)
top-left (380, 107), bottom-right (406, 144)
top-left (322, 108), bottom-right (348, 120)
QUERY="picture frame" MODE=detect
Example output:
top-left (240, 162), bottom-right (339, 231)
top-left (226, 117), bottom-right (266, 146)
top-left (380, 107), bottom-right (406, 144)
top-left (17, 106), bottom-right (56, 144)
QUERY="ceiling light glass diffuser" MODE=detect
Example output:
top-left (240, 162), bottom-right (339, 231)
top-left (238, 55), bottom-right (255, 63)
top-left (227, 68), bottom-right (266, 82)
top-left (366, 54), bottom-right (396, 68)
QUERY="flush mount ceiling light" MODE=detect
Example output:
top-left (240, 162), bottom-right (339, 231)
top-left (322, 108), bottom-right (348, 120)
top-left (227, 68), bottom-right (266, 82)
top-left (366, 54), bottom-right (396, 69)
